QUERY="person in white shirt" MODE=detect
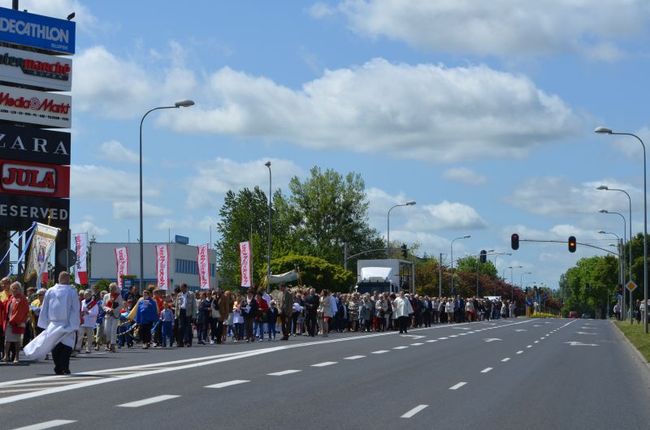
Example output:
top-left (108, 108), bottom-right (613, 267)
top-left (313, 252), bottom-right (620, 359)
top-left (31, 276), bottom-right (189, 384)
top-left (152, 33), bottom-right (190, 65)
top-left (76, 290), bottom-right (99, 354)
top-left (392, 291), bottom-right (414, 334)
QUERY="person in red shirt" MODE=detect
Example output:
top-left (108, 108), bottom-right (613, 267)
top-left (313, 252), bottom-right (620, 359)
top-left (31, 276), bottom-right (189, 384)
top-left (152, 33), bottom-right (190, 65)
top-left (3, 282), bottom-right (29, 363)
top-left (255, 292), bottom-right (269, 341)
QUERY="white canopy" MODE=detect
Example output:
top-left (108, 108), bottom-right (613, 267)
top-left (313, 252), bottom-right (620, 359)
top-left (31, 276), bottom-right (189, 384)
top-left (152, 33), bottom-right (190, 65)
top-left (360, 266), bottom-right (392, 281)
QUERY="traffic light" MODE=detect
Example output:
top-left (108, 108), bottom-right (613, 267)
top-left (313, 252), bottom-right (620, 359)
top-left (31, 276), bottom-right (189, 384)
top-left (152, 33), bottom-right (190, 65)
top-left (479, 249), bottom-right (487, 263)
top-left (511, 233), bottom-right (519, 250)
top-left (568, 236), bottom-right (577, 253)
top-left (401, 244), bottom-right (408, 258)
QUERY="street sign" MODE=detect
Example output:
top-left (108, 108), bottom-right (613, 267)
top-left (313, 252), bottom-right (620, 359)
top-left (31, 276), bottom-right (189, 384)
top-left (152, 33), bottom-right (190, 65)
top-left (626, 281), bottom-right (638, 292)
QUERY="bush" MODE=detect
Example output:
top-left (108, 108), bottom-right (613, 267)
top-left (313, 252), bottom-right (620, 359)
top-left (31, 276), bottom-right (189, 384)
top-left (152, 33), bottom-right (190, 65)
top-left (530, 312), bottom-right (557, 319)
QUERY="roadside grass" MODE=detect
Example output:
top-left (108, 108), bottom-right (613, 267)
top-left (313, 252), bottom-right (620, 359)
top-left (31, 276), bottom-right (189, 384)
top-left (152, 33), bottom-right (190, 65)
top-left (614, 320), bottom-right (650, 362)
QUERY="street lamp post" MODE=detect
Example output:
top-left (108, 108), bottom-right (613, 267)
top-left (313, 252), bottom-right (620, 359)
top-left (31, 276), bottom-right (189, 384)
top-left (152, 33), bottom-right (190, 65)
top-left (139, 100), bottom-right (194, 293)
top-left (596, 127), bottom-right (647, 333)
top-left (450, 235), bottom-right (471, 296)
top-left (601, 230), bottom-right (623, 318)
top-left (508, 265), bottom-right (523, 300)
top-left (598, 185), bottom-right (633, 320)
top-left (265, 161), bottom-right (272, 292)
top-left (386, 201), bottom-right (416, 257)
top-left (520, 271), bottom-right (532, 291)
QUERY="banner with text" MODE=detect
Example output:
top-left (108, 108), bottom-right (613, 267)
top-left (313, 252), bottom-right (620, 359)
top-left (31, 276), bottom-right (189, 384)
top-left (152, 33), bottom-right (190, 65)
top-left (197, 243), bottom-right (210, 290)
top-left (155, 244), bottom-right (169, 290)
top-left (239, 241), bottom-right (252, 288)
top-left (114, 246), bottom-right (128, 290)
top-left (74, 232), bottom-right (87, 285)
top-left (24, 222), bottom-right (58, 287)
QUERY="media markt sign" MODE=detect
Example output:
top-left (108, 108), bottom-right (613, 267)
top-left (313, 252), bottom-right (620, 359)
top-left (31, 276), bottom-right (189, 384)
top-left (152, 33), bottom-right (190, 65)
top-left (626, 281), bottom-right (638, 292)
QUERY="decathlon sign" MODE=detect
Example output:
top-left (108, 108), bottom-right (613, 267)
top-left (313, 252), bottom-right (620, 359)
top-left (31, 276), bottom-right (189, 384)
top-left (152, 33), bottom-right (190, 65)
top-left (0, 159), bottom-right (69, 198)
top-left (0, 85), bottom-right (71, 128)
top-left (0, 46), bottom-right (71, 91)
top-left (0, 7), bottom-right (75, 55)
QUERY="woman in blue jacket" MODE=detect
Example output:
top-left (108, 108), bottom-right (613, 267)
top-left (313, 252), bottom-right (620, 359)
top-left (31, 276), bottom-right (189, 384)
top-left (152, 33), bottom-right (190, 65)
top-left (135, 290), bottom-right (159, 349)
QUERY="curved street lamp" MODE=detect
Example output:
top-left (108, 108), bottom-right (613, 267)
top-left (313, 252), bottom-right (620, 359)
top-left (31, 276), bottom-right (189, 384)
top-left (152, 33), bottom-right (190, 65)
top-left (386, 201), bottom-right (416, 256)
top-left (139, 100), bottom-right (194, 292)
top-left (450, 235), bottom-right (471, 295)
top-left (595, 127), bottom-right (648, 332)
top-left (265, 161), bottom-right (272, 292)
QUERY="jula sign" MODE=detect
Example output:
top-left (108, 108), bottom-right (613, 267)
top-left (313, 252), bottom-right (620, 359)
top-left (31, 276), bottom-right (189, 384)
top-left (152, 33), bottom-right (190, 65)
top-left (0, 159), bottom-right (68, 198)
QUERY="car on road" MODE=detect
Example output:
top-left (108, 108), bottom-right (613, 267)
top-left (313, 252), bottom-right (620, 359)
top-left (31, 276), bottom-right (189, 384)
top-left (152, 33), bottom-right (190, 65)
top-left (568, 311), bottom-right (578, 318)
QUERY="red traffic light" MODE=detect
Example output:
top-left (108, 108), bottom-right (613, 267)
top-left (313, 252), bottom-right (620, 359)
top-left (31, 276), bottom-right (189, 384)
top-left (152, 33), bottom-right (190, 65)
top-left (568, 236), bottom-right (577, 253)
top-left (511, 233), bottom-right (519, 250)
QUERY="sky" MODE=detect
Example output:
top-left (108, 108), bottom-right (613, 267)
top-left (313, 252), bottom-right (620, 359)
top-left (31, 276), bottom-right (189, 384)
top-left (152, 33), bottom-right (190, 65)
top-left (5, 0), bottom-right (650, 290)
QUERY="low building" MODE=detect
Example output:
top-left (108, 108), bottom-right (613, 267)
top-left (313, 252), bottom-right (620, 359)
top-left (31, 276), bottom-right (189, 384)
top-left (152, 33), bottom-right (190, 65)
top-left (89, 241), bottom-right (218, 292)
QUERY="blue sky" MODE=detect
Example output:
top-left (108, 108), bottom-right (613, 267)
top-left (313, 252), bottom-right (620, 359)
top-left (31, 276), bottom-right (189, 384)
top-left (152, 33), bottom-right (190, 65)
top-left (7, 0), bottom-right (650, 289)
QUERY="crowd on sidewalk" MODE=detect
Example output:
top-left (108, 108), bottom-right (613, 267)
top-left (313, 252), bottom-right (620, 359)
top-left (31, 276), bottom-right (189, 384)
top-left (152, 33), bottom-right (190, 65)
top-left (1, 277), bottom-right (519, 364)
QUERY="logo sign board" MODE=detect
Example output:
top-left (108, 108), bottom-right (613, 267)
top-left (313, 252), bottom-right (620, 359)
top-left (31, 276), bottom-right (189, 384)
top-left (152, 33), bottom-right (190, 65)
top-left (626, 281), bottom-right (638, 292)
top-left (0, 159), bottom-right (69, 197)
top-left (0, 124), bottom-right (70, 165)
top-left (0, 194), bottom-right (69, 230)
top-left (0, 7), bottom-right (75, 55)
top-left (0, 85), bottom-right (71, 128)
top-left (0, 46), bottom-right (71, 91)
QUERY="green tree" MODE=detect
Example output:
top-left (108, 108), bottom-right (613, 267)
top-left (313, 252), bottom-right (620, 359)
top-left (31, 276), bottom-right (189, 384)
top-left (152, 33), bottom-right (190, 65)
top-left (559, 255), bottom-right (619, 317)
top-left (286, 166), bottom-right (383, 264)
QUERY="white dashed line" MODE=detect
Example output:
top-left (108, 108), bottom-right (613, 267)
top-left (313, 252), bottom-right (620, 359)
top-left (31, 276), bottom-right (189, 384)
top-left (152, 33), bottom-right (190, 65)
top-left (372, 350), bottom-right (389, 354)
top-left (267, 370), bottom-right (302, 376)
top-left (401, 404), bottom-right (428, 418)
top-left (410, 343), bottom-right (424, 346)
top-left (527, 345), bottom-right (533, 348)
top-left (11, 420), bottom-right (77, 430)
top-left (438, 337), bottom-right (449, 340)
top-left (449, 335), bottom-right (458, 338)
top-left (343, 355), bottom-right (366, 360)
top-left (481, 367), bottom-right (493, 374)
top-left (205, 380), bottom-right (250, 389)
top-left (501, 358), bottom-right (511, 362)
top-left (449, 382), bottom-right (467, 390)
top-left (393, 346), bottom-right (409, 350)
top-left (311, 361), bottom-right (337, 367)
top-left (426, 340), bottom-right (438, 343)
top-left (534, 341), bottom-right (539, 344)
top-left (516, 350), bottom-right (523, 355)
top-left (117, 394), bottom-right (180, 408)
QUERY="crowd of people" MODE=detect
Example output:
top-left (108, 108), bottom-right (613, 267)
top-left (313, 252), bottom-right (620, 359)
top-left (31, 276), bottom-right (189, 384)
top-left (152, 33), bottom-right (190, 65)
top-left (0, 277), bottom-right (520, 364)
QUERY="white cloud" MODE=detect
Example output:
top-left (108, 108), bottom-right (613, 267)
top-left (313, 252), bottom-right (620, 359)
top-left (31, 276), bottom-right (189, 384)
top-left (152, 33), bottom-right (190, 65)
top-left (443, 167), bottom-right (487, 185)
top-left (70, 217), bottom-right (109, 236)
top-left (388, 230), bottom-right (450, 254)
top-left (99, 140), bottom-right (139, 163)
top-left (113, 201), bottom-right (171, 219)
top-left (74, 46), bottom-right (155, 118)
top-left (71, 165), bottom-right (159, 200)
top-left (508, 177), bottom-right (641, 216)
top-left (607, 127), bottom-right (650, 159)
top-left (308, 2), bottom-right (336, 18)
top-left (332, 0), bottom-right (648, 59)
top-left (186, 157), bottom-right (304, 209)
top-left (165, 59), bottom-right (579, 163)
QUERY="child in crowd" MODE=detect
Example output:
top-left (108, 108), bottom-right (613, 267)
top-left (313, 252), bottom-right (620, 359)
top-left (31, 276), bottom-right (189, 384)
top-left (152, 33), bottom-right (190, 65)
top-left (267, 301), bottom-right (279, 341)
top-left (160, 302), bottom-right (174, 348)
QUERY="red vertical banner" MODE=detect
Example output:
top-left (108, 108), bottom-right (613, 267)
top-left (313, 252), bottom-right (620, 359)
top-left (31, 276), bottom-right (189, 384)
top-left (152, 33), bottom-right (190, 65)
top-left (239, 241), bottom-right (252, 288)
top-left (155, 244), bottom-right (169, 290)
top-left (74, 233), bottom-right (88, 285)
top-left (115, 246), bottom-right (128, 290)
top-left (197, 243), bottom-right (210, 290)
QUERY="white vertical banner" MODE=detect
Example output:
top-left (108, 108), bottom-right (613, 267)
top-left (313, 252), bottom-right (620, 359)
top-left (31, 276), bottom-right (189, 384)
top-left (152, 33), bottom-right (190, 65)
top-left (74, 233), bottom-right (88, 285)
top-left (239, 241), bottom-right (252, 288)
top-left (197, 243), bottom-right (210, 290)
top-left (155, 244), bottom-right (169, 290)
top-left (115, 247), bottom-right (128, 290)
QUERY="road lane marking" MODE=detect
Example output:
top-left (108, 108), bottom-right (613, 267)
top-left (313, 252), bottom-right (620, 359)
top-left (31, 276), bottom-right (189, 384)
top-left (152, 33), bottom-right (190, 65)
top-left (311, 361), bottom-right (338, 367)
top-left (534, 340), bottom-right (539, 344)
top-left (205, 380), bottom-right (250, 389)
top-left (449, 335), bottom-right (458, 338)
top-left (372, 350), bottom-right (389, 354)
top-left (0, 319), bottom-right (536, 405)
top-left (11, 420), bottom-right (77, 430)
top-left (343, 355), bottom-right (366, 360)
top-left (267, 370), bottom-right (302, 376)
top-left (449, 382), bottom-right (467, 390)
top-left (117, 394), bottom-right (179, 408)
top-left (501, 358), bottom-right (511, 362)
top-left (426, 340), bottom-right (437, 343)
top-left (438, 337), bottom-right (449, 340)
top-left (481, 367), bottom-right (493, 374)
top-left (410, 343), bottom-right (424, 346)
top-left (401, 404), bottom-right (428, 418)
top-left (516, 350), bottom-right (523, 354)
top-left (393, 346), bottom-right (409, 350)
top-left (527, 345), bottom-right (533, 348)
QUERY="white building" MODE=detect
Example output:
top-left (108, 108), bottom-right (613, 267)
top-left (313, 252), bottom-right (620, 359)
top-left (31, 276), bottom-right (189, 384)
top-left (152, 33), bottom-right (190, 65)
top-left (89, 241), bottom-right (218, 292)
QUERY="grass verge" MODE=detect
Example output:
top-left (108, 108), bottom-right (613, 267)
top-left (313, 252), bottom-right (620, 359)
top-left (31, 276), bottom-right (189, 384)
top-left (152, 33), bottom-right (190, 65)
top-left (614, 320), bottom-right (650, 362)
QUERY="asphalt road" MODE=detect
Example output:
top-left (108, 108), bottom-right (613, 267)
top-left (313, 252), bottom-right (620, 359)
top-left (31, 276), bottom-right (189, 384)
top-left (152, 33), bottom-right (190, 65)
top-left (1, 318), bottom-right (648, 430)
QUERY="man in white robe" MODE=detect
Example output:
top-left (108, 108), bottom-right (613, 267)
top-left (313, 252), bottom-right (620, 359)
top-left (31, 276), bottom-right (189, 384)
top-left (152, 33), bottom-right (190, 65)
top-left (30, 271), bottom-right (80, 374)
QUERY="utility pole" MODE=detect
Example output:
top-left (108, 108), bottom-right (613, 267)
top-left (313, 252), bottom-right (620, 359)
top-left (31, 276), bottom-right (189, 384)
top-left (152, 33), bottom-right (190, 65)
top-left (438, 253), bottom-right (443, 297)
